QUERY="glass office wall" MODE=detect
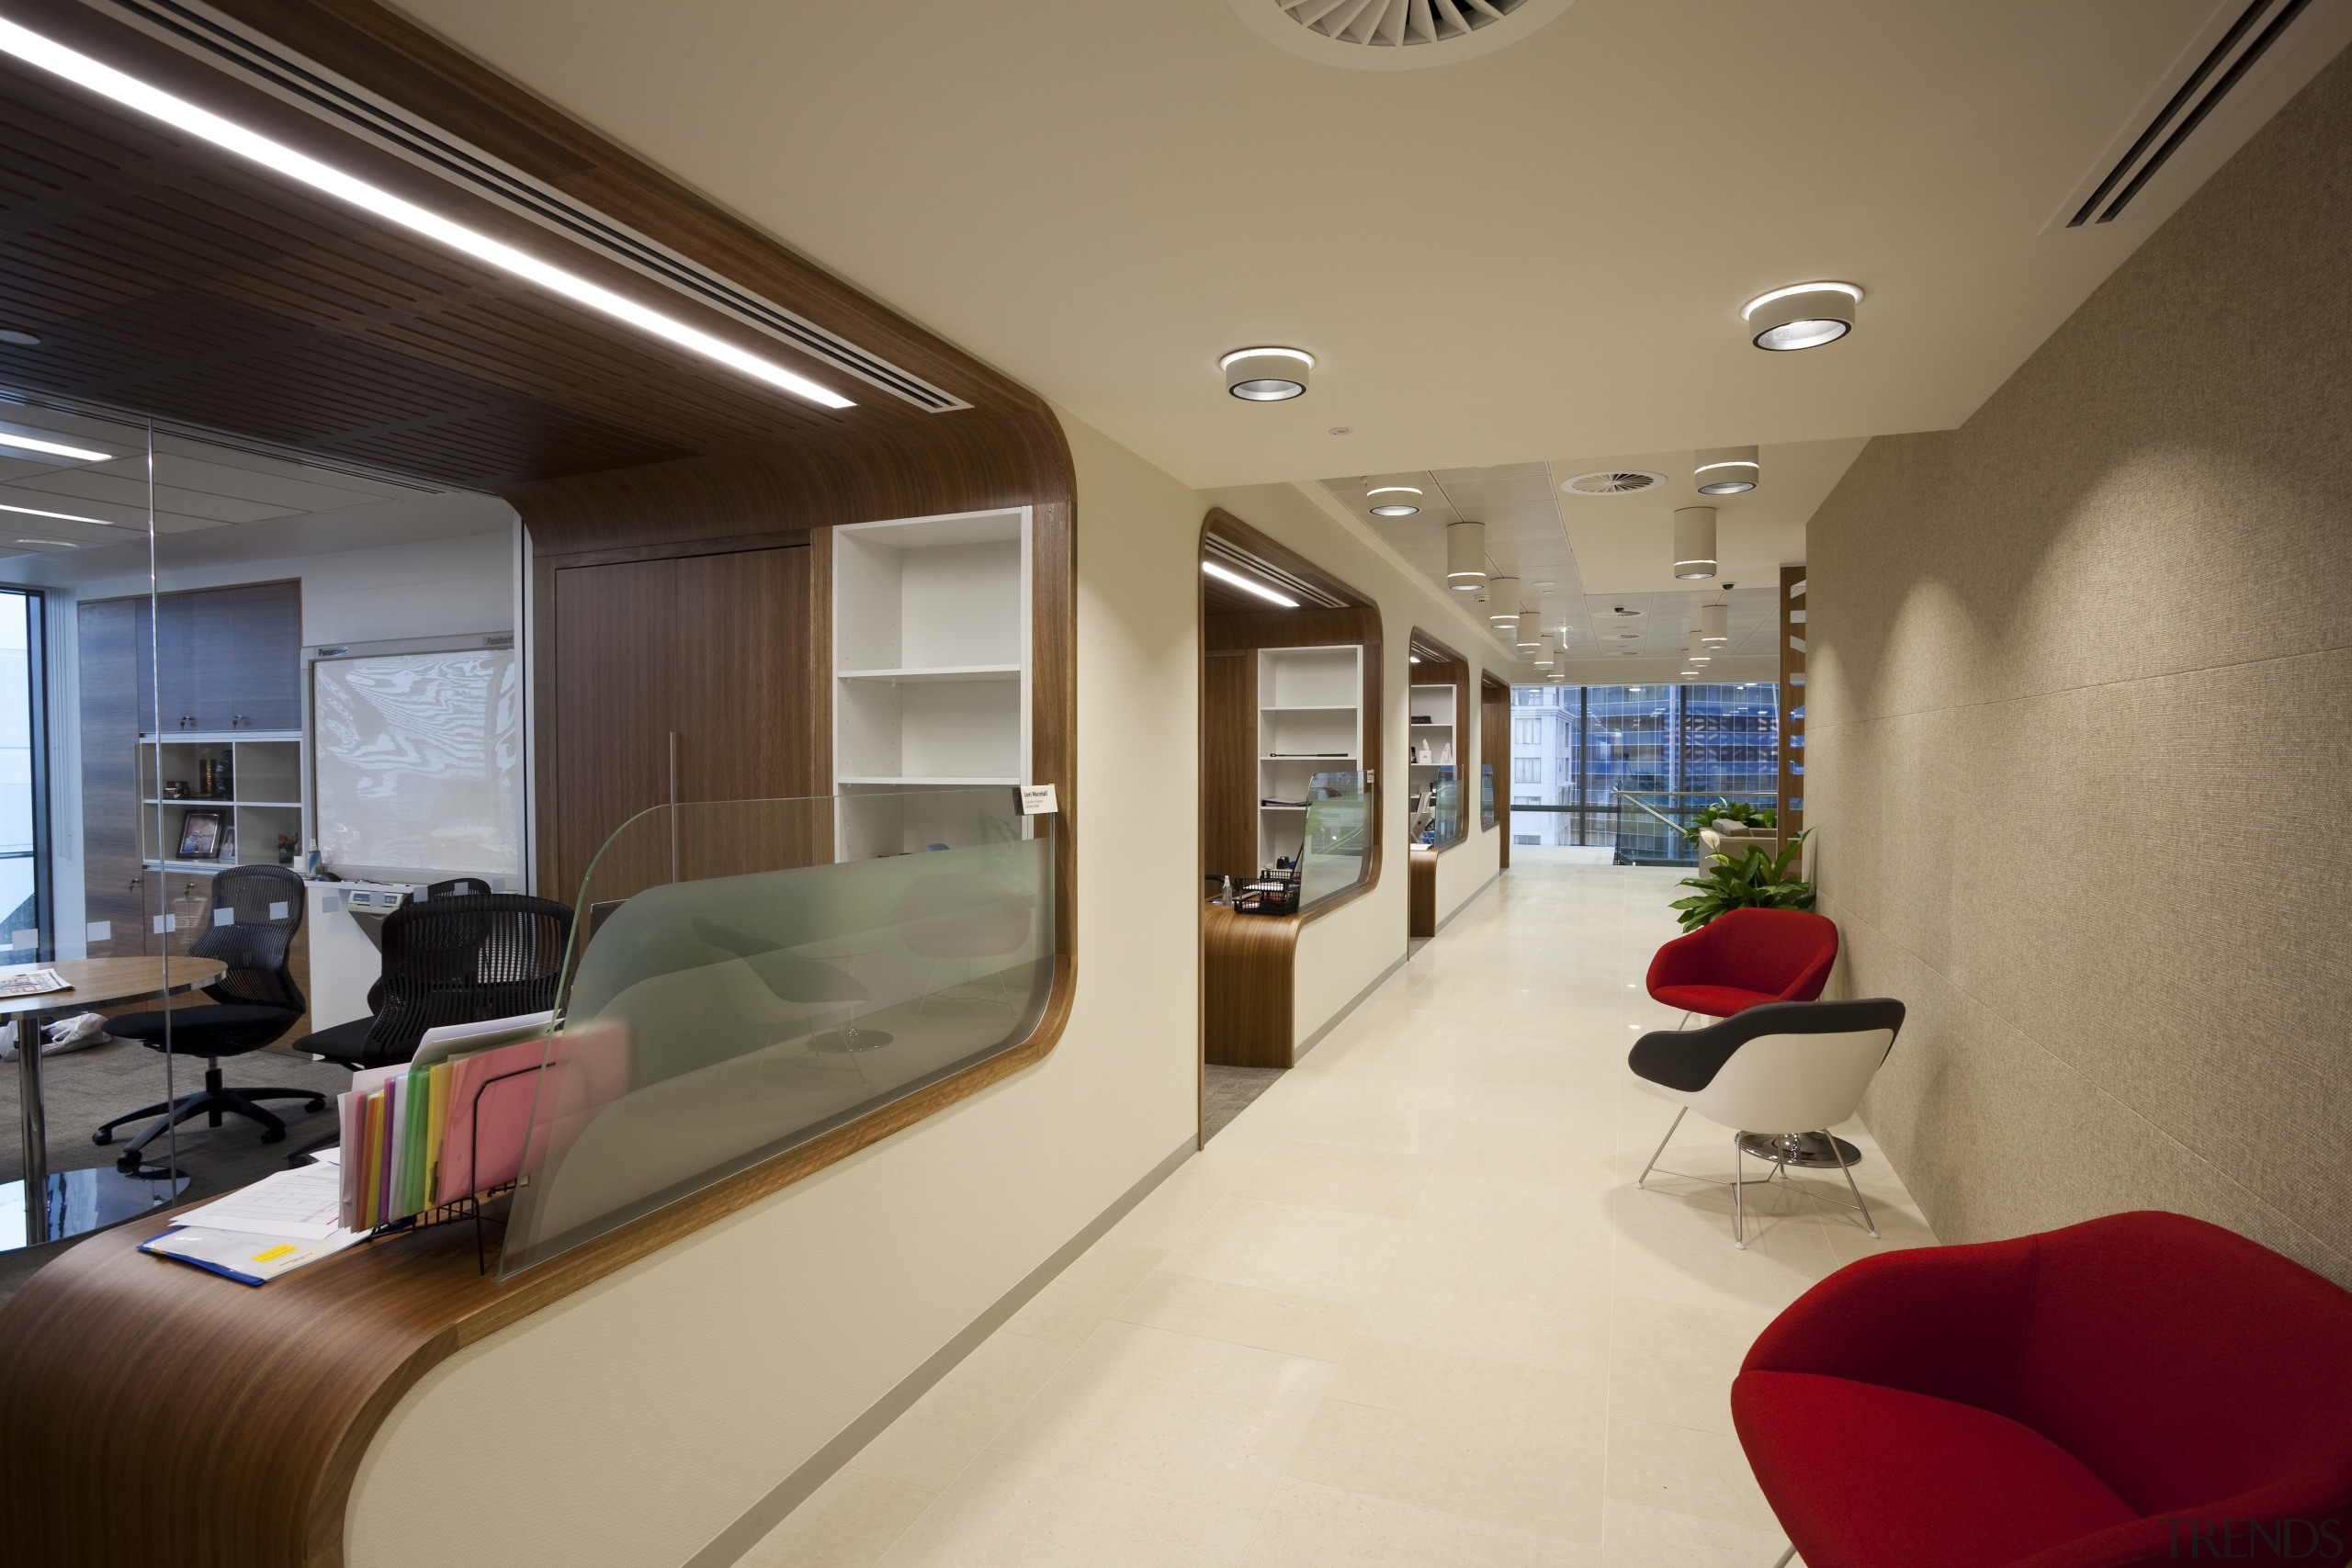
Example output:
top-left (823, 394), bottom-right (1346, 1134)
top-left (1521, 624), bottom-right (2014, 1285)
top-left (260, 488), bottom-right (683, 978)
top-left (0, 591), bottom-right (43, 951)
top-left (1509, 683), bottom-right (1779, 862)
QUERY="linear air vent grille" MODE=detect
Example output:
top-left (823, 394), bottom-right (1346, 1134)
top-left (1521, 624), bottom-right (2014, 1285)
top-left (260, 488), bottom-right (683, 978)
top-left (93, 0), bottom-right (973, 412)
top-left (2070, 0), bottom-right (2314, 226)
top-left (1204, 537), bottom-right (1350, 610)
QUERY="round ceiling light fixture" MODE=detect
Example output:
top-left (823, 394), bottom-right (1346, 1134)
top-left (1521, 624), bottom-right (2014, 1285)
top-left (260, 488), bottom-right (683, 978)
top-left (1445, 521), bottom-right (1487, 589)
top-left (1701, 602), bottom-right (1729, 645)
top-left (1673, 506), bottom-right (1719, 581)
top-left (1366, 483), bottom-right (1421, 517)
top-left (1741, 283), bottom-right (1862, 352)
top-left (1695, 446), bottom-right (1760, 495)
top-left (1485, 575), bottom-right (1520, 623)
top-left (1221, 346), bottom-right (1314, 400)
top-left (0, 328), bottom-right (40, 347)
top-left (1563, 469), bottom-right (1666, 497)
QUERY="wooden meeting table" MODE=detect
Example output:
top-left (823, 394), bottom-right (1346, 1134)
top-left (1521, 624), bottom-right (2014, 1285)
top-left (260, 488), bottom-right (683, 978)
top-left (4, 954), bottom-right (225, 1253)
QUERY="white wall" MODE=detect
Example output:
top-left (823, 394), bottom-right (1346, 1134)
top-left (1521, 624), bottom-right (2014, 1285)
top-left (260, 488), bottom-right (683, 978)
top-left (1198, 482), bottom-right (1508, 1047)
top-left (344, 410), bottom-right (1204, 1567)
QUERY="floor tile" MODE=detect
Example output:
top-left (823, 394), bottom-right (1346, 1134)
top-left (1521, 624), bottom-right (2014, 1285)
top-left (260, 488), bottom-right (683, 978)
top-left (988, 1319), bottom-right (1334, 1515)
top-left (849, 1332), bottom-right (1074, 1492)
top-left (875, 1450), bottom-right (1256, 1568)
top-left (1238, 1478), bottom-right (1599, 1568)
top-left (1115, 1269), bottom-right (1362, 1362)
top-left (1161, 1195), bottom-right (1406, 1305)
top-left (741, 1467), bottom-right (934, 1568)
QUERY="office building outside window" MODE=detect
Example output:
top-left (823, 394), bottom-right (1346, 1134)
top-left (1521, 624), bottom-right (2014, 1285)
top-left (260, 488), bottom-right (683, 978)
top-left (1509, 683), bottom-right (1779, 862)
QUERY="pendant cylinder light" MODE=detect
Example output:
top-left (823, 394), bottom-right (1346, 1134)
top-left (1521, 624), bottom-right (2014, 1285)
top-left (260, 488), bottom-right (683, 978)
top-left (1533, 633), bottom-right (1558, 669)
top-left (1446, 521), bottom-right (1487, 588)
top-left (1517, 589), bottom-right (1544, 649)
top-left (1673, 506), bottom-right (1718, 581)
top-left (1700, 601), bottom-right (1729, 645)
top-left (1694, 446), bottom-right (1760, 494)
top-left (1485, 575), bottom-right (1520, 622)
top-left (1687, 631), bottom-right (1712, 663)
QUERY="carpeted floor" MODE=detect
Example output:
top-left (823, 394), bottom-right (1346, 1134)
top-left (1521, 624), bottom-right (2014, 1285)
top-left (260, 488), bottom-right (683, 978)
top-left (0, 1035), bottom-right (346, 1306)
top-left (1203, 1063), bottom-right (1283, 1142)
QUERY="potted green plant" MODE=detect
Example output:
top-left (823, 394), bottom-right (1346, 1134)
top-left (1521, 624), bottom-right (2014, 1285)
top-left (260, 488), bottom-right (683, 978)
top-left (1678, 797), bottom-right (1776, 847)
top-left (1668, 833), bottom-right (1814, 933)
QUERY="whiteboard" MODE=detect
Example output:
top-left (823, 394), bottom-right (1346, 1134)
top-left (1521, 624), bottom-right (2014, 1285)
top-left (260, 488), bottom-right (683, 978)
top-left (311, 648), bottom-right (523, 883)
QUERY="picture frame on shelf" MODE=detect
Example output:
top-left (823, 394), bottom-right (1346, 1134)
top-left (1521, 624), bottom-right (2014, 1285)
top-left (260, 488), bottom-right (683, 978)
top-left (176, 810), bottom-right (225, 861)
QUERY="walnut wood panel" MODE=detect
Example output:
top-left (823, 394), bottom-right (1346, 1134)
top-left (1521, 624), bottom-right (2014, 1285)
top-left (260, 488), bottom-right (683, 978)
top-left (1407, 846), bottom-right (1439, 941)
top-left (1482, 674), bottom-right (1510, 869)
top-left (1202, 905), bottom-right (1297, 1069)
top-left (0, 5), bottom-right (1080, 1564)
top-left (1202, 650), bottom-right (1257, 886)
top-left (1203, 606), bottom-right (1374, 653)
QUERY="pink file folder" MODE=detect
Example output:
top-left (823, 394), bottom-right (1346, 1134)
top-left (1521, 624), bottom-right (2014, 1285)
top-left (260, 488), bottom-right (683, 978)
top-left (435, 1021), bottom-right (630, 1208)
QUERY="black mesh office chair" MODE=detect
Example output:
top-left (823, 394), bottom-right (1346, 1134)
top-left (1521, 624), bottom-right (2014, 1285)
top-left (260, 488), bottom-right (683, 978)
top-left (296, 892), bottom-right (573, 1073)
top-left (96, 864), bottom-right (323, 1164)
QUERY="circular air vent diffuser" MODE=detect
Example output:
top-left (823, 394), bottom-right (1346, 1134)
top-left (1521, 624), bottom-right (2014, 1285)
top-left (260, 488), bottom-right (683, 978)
top-left (1562, 469), bottom-right (1665, 496)
top-left (1228, 0), bottom-right (1576, 70)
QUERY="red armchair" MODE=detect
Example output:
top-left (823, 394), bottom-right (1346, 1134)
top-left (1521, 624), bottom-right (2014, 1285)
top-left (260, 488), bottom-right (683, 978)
top-left (1735, 1211), bottom-right (2352, 1568)
top-left (1647, 907), bottom-right (1838, 1019)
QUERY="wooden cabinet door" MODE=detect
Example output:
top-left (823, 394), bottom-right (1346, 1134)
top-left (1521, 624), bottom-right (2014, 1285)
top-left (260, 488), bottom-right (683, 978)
top-left (546, 544), bottom-right (818, 901)
top-left (190, 581), bottom-right (301, 731)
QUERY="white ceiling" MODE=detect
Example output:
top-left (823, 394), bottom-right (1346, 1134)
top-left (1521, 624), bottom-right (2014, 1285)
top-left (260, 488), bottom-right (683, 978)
top-left (389, 0), bottom-right (2348, 490)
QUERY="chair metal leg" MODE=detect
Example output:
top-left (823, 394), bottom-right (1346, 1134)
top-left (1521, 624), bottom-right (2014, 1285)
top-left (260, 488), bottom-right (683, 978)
top-left (1825, 1128), bottom-right (1877, 1237)
top-left (1732, 1130), bottom-right (1747, 1248)
top-left (1770, 1546), bottom-right (1797, 1568)
top-left (1637, 1107), bottom-right (1686, 1189)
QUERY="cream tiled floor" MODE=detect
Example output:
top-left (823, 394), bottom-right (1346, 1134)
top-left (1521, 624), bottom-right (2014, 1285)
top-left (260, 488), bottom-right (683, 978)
top-left (743, 856), bottom-right (1936, 1568)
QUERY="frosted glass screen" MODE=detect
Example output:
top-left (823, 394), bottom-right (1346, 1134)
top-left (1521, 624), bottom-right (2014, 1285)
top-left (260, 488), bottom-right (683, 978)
top-left (313, 649), bottom-right (522, 880)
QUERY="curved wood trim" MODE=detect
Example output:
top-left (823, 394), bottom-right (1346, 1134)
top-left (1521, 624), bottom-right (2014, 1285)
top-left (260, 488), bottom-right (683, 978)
top-left (1406, 629), bottom-right (1471, 857)
top-left (0, 5), bottom-right (1080, 1565)
top-left (1198, 508), bottom-right (1384, 924)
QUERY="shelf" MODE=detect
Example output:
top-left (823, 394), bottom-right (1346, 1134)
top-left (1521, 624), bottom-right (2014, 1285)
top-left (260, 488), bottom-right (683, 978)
top-left (139, 731), bottom-right (301, 745)
top-left (1259, 804), bottom-right (1307, 811)
top-left (142, 798), bottom-right (301, 808)
top-left (1261, 754), bottom-right (1358, 761)
top-left (1258, 705), bottom-right (1357, 713)
top-left (837, 664), bottom-right (1021, 684)
top-left (1409, 721), bottom-right (1454, 729)
top-left (836, 775), bottom-right (1022, 787)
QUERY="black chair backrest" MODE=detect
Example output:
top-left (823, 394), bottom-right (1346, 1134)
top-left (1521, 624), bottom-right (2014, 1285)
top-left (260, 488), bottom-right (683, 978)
top-left (356, 893), bottom-right (573, 1070)
top-left (191, 864), bottom-right (306, 1017)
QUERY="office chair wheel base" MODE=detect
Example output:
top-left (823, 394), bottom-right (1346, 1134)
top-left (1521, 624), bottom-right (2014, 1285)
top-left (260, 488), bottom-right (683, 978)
top-left (261, 1126), bottom-right (285, 1144)
top-left (811, 1028), bottom-right (894, 1055)
top-left (1737, 1132), bottom-right (1860, 1169)
top-left (91, 1128), bottom-right (113, 1145)
top-left (304, 1097), bottom-right (326, 1112)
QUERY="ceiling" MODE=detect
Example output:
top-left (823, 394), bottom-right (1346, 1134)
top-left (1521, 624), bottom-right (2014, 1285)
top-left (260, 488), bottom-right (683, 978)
top-left (386, 0), bottom-right (2350, 489)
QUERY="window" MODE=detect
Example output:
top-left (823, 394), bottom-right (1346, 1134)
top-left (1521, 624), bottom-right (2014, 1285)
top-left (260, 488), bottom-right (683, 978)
top-left (1511, 757), bottom-right (1542, 784)
top-left (1507, 682), bottom-right (1779, 854)
top-left (1513, 718), bottom-right (1541, 746)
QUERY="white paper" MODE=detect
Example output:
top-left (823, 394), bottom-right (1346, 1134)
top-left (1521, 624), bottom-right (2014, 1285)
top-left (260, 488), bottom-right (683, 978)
top-left (143, 1224), bottom-right (367, 1283)
top-left (172, 1161), bottom-right (347, 1241)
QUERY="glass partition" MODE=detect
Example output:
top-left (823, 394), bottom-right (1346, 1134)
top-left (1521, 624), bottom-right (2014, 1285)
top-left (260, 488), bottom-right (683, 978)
top-left (497, 788), bottom-right (1053, 1275)
top-left (1296, 770), bottom-right (1366, 910)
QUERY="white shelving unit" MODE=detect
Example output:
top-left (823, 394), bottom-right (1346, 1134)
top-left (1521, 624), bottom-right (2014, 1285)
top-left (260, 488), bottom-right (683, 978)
top-left (136, 730), bottom-right (306, 873)
top-left (1408, 681), bottom-right (1459, 839)
top-left (1258, 645), bottom-right (1363, 869)
top-left (831, 507), bottom-right (1032, 858)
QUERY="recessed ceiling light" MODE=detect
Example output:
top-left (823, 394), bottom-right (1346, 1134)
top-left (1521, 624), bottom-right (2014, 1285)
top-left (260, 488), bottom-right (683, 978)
top-left (0, 501), bottom-right (119, 527)
top-left (1202, 558), bottom-right (1299, 607)
top-left (1740, 282), bottom-right (1862, 352)
top-left (1370, 503), bottom-right (1418, 517)
top-left (1408, 654), bottom-right (1420, 663)
top-left (0, 430), bottom-right (110, 462)
top-left (1220, 346), bottom-right (1313, 400)
top-left (0, 17), bottom-right (854, 411)
top-left (0, 329), bottom-right (38, 347)
top-left (15, 536), bottom-right (81, 548)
